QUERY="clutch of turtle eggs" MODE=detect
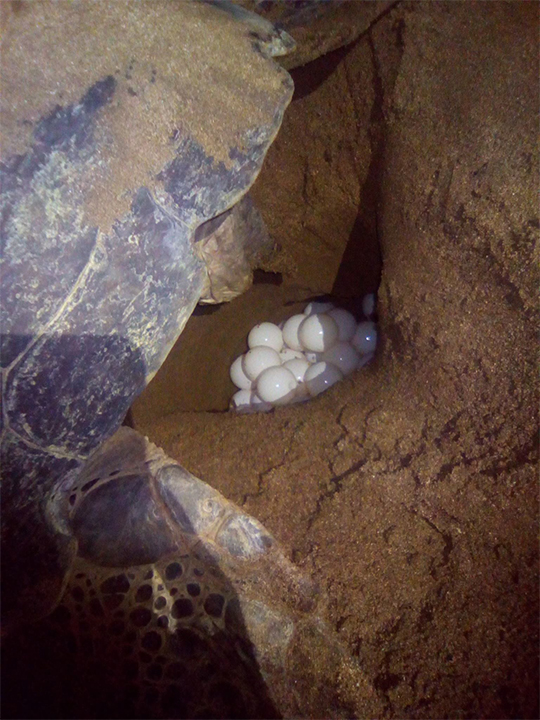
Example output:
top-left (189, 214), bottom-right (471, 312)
top-left (229, 295), bottom-right (377, 413)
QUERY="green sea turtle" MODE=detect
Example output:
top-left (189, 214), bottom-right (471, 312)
top-left (0, 2), bottom-right (376, 718)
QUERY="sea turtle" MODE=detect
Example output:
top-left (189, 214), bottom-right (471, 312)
top-left (1, 2), bottom-right (377, 718)
top-left (0, 0), bottom-right (294, 636)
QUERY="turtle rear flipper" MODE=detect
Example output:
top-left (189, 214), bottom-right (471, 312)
top-left (3, 428), bottom-right (378, 719)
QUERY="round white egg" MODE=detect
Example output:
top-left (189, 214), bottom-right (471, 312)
top-left (256, 366), bottom-right (297, 405)
top-left (242, 346), bottom-right (281, 382)
top-left (322, 342), bottom-right (361, 376)
top-left (230, 389), bottom-right (253, 412)
top-left (247, 322), bottom-right (283, 352)
top-left (304, 362), bottom-right (344, 397)
top-left (327, 308), bottom-right (357, 342)
top-left (362, 293), bottom-right (376, 318)
top-left (304, 300), bottom-right (335, 316)
top-left (279, 347), bottom-right (305, 363)
top-left (351, 320), bottom-right (377, 355)
top-left (229, 355), bottom-right (253, 390)
top-left (282, 314), bottom-right (306, 351)
top-left (283, 358), bottom-right (310, 383)
top-left (298, 313), bottom-right (339, 353)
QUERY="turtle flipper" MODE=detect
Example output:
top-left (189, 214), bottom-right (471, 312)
top-left (2, 428), bottom-right (377, 718)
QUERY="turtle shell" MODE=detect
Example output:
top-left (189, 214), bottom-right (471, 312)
top-left (0, 0), bottom-right (293, 630)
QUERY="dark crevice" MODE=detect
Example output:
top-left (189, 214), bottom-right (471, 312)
top-left (331, 29), bottom-right (385, 301)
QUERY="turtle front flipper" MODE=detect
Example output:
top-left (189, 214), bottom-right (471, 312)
top-left (2, 427), bottom-right (378, 719)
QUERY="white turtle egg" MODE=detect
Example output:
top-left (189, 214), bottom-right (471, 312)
top-left (351, 320), bottom-right (377, 355)
top-left (256, 366), bottom-right (297, 405)
top-left (362, 293), bottom-right (376, 318)
top-left (283, 358), bottom-right (310, 383)
top-left (304, 361), bottom-right (344, 397)
top-left (250, 393), bottom-right (273, 413)
top-left (279, 347), bottom-right (305, 363)
top-left (322, 341), bottom-right (361, 376)
top-left (298, 313), bottom-right (339, 353)
top-left (242, 346), bottom-right (281, 381)
top-left (304, 300), bottom-right (335, 316)
top-left (230, 389), bottom-right (253, 412)
top-left (247, 322), bottom-right (283, 352)
top-left (229, 355), bottom-right (253, 390)
top-left (282, 314), bottom-right (306, 351)
top-left (358, 351), bottom-right (375, 368)
top-left (304, 350), bottom-right (323, 364)
top-left (327, 308), bottom-right (357, 342)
